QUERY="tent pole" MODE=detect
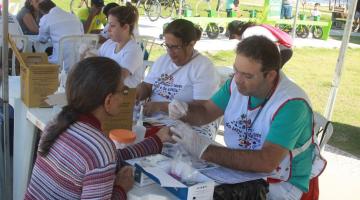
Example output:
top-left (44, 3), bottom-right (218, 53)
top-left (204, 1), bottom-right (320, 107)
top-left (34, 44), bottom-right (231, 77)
top-left (1, 0), bottom-right (12, 199)
top-left (291, 0), bottom-right (300, 38)
top-left (324, 0), bottom-right (358, 120)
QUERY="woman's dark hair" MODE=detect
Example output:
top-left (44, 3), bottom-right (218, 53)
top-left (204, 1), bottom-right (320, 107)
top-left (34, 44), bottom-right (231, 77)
top-left (24, 0), bottom-right (36, 17)
top-left (103, 2), bottom-right (119, 17)
top-left (38, 0), bottom-right (56, 14)
top-left (236, 36), bottom-right (281, 73)
top-left (227, 21), bottom-right (256, 39)
top-left (164, 19), bottom-right (202, 45)
top-left (38, 57), bottom-right (122, 156)
top-left (108, 3), bottom-right (138, 36)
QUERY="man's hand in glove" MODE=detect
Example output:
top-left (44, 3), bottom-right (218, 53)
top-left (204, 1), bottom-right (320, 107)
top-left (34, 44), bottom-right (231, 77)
top-left (168, 100), bottom-right (188, 119)
top-left (170, 121), bottom-right (213, 159)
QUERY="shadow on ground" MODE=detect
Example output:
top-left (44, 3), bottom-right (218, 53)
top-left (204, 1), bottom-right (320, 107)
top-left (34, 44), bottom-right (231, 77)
top-left (328, 122), bottom-right (360, 158)
top-left (330, 35), bottom-right (360, 45)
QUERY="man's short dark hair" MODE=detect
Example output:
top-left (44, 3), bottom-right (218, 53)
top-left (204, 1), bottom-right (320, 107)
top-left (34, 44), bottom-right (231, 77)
top-left (91, 0), bottom-right (104, 7)
top-left (38, 0), bottom-right (56, 14)
top-left (236, 36), bottom-right (281, 72)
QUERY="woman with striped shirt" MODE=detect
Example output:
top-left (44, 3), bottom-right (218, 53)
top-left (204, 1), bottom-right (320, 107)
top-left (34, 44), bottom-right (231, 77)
top-left (25, 57), bottom-right (172, 199)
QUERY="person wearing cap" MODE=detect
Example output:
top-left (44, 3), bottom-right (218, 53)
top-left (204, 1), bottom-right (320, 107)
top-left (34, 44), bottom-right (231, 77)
top-left (77, 0), bottom-right (107, 33)
top-left (227, 20), bottom-right (293, 68)
top-left (37, 0), bottom-right (84, 71)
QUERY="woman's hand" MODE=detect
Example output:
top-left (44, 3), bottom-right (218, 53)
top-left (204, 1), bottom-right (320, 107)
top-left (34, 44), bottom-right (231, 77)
top-left (156, 126), bottom-right (174, 143)
top-left (115, 166), bottom-right (134, 193)
top-left (143, 102), bottom-right (169, 116)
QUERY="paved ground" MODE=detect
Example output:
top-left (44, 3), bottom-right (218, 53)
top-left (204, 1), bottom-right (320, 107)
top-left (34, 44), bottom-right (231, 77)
top-left (139, 17), bottom-right (360, 199)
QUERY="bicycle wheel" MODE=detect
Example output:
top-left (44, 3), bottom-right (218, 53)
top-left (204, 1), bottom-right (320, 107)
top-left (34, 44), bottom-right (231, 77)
top-left (145, 0), bottom-right (161, 21)
top-left (296, 25), bottom-right (309, 38)
top-left (312, 26), bottom-right (323, 39)
top-left (160, 1), bottom-right (174, 19)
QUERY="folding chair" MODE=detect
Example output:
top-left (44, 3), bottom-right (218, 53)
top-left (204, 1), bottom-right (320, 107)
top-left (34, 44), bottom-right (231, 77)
top-left (313, 112), bottom-right (334, 151)
top-left (58, 34), bottom-right (99, 72)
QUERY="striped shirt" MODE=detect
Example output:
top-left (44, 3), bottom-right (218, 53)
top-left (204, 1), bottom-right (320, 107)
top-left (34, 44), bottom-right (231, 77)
top-left (25, 114), bottom-right (163, 200)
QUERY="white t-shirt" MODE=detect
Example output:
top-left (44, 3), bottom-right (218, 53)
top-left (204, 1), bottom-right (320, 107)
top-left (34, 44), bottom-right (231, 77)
top-left (99, 39), bottom-right (143, 88)
top-left (242, 26), bottom-right (278, 43)
top-left (145, 51), bottom-right (220, 102)
top-left (145, 51), bottom-right (220, 139)
top-left (37, 7), bottom-right (84, 68)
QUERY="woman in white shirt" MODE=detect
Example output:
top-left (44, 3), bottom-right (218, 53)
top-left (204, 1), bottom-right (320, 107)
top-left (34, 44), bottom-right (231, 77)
top-left (137, 19), bottom-right (220, 139)
top-left (98, 4), bottom-right (143, 88)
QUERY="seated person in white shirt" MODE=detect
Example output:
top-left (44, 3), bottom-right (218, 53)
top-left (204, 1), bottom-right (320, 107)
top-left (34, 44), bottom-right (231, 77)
top-left (136, 19), bottom-right (220, 139)
top-left (37, 0), bottom-right (84, 71)
top-left (99, 2), bottom-right (119, 44)
top-left (98, 3), bottom-right (143, 88)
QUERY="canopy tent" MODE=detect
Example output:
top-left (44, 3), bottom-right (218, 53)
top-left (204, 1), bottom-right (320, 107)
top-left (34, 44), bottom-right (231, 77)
top-left (0, 0), bottom-right (359, 199)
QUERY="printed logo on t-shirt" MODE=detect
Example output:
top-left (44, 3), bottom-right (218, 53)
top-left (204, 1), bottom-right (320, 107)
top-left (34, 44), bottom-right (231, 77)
top-left (224, 113), bottom-right (262, 149)
top-left (153, 73), bottom-right (183, 100)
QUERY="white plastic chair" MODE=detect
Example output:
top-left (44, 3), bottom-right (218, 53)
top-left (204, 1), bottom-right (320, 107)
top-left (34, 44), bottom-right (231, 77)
top-left (137, 35), bottom-right (156, 78)
top-left (313, 112), bottom-right (334, 151)
top-left (137, 35), bottom-right (156, 60)
top-left (58, 34), bottom-right (99, 72)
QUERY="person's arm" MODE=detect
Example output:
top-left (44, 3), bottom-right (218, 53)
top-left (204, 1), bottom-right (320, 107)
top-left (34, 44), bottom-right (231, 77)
top-left (22, 13), bottom-right (38, 34)
top-left (174, 78), bottom-right (232, 126)
top-left (116, 127), bottom-right (171, 167)
top-left (202, 141), bottom-right (288, 172)
top-left (201, 99), bottom-right (312, 173)
top-left (37, 17), bottom-right (49, 43)
top-left (81, 7), bottom-right (100, 33)
top-left (80, 163), bottom-right (127, 199)
top-left (143, 99), bottom-right (207, 117)
top-left (136, 82), bottom-right (152, 101)
top-left (181, 100), bottom-right (224, 126)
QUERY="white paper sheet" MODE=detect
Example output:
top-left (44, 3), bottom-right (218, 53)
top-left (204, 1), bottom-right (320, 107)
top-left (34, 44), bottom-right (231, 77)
top-left (199, 166), bottom-right (272, 184)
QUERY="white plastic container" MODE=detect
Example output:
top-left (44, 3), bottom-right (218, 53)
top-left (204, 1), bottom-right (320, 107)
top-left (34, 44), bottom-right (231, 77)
top-left (132, 105), bottom-right (146, 143)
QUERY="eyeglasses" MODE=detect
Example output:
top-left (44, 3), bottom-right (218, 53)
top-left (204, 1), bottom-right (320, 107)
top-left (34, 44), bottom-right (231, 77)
top-left (115, 86), bottom-right (129, 96)
top-left (161, 42), bottom-right (184, 52)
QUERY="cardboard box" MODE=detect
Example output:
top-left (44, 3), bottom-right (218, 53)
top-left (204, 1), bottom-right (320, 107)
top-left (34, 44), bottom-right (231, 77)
top-left (8, 35), bottom-right (59, 107)
top-left (129, 154), bottom-right (215, 200)
top-left (102, 88), bottom-right (136, 133)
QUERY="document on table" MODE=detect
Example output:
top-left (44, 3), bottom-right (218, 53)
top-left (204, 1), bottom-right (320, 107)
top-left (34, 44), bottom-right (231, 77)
top-left (199, 166), bottom-right (272, 184)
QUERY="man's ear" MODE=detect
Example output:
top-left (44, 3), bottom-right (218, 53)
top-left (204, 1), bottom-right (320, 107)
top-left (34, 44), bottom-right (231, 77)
top-left (103, 93), bottom-right (113, 113)
top-left (266, 70), bottom-right (278, 82)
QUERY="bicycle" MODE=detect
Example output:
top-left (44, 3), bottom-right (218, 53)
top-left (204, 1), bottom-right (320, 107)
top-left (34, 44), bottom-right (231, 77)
top-left (159, 0), bottom-right (191, 19)
top-left (135, 0), bottom-right (161, 22)
top-left (296, 16), bottom-right (323, 39)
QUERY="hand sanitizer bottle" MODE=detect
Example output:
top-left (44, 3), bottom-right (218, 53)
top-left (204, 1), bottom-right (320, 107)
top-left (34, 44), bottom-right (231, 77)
top-left (132, 105), bottom-right (146, 143)
top-left (57, 62), bottom-right (67, 93)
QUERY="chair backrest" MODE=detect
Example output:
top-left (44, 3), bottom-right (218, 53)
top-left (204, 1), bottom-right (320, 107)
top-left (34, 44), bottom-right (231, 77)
top-left (137, 35), bottom-right (156, 60)
top-left (58, 34), bottom-right (99, 72)
top-left (9, 35), bottom-right (29, 75)
top-left (313, 112), bottom-right (334, 151)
